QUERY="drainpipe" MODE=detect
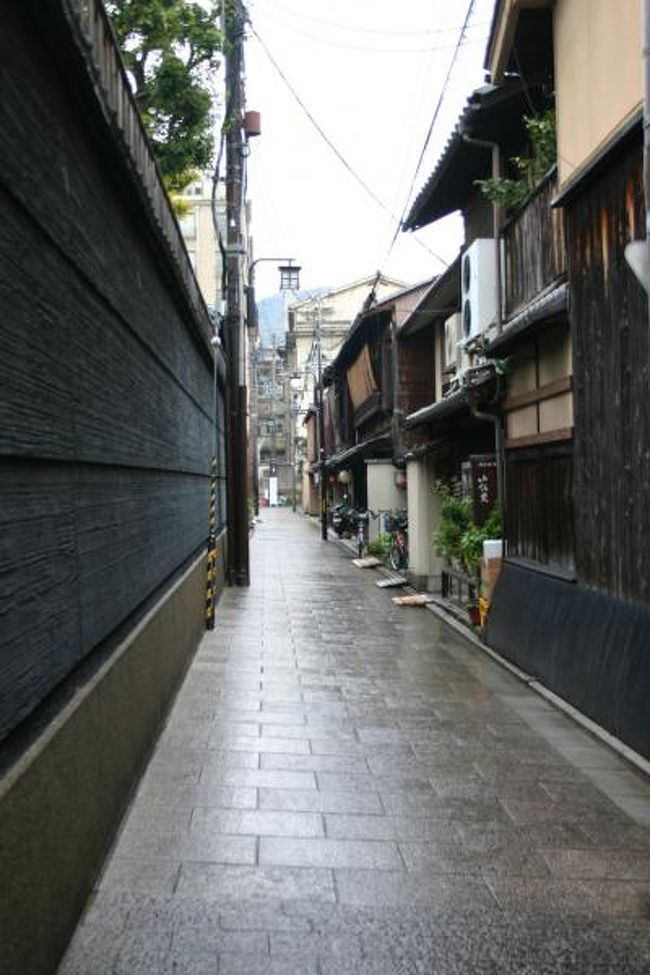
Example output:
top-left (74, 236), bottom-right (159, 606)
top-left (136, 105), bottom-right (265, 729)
top-left (390, 312), bottom-right (403, 460)
top-left (462, 133), bottom-right (503, 333)
top-left (470, 404), bottom-right (505, 515)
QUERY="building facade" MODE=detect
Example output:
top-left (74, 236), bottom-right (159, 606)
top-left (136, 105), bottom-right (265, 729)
top-left (285, 275), bottom-right (407, 514)
top-left (393, 0), bottom-right (649, 759)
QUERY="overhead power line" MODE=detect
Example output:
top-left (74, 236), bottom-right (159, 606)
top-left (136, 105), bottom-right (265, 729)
top-left (248, 22), bottom-right (448, 267)
top-left (260, 13), bottom-right (487, 55)
top-left (266, 1), bottom-right (489, 38)
top-left (380, 0), bottom-right (478, 270)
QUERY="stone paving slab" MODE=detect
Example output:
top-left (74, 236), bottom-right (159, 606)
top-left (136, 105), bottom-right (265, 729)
top-left (58, 509), bottom-right (650, 973)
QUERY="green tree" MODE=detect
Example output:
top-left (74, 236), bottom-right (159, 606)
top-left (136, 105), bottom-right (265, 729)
top-left (106, 0), bottom-right (222, 192)
top-left (476, 109), bottom-right (556, 212)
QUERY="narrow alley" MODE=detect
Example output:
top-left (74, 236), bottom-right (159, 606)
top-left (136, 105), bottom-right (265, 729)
top-left (59, 509), bottom-right (650, 974)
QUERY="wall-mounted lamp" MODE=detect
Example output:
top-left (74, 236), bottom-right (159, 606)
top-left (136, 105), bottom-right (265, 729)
top-left (248, 257), bottom-right (301, 293)
top-left (279, 262), bottom-right (301, 291)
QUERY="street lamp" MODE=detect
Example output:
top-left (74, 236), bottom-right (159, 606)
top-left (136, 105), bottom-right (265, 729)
top-left (248, 257), bottom-right (301, 293)
top-left (279, 262), bottom-right (301, 291)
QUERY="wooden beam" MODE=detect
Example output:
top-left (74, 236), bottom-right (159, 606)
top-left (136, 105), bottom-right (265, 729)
top-left (505, 427), bottom-right (573, 450)
top-left (503, 376), bottom-right (572, 412)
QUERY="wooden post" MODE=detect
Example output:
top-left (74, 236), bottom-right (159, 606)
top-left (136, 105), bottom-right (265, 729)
top-left (224, 0), bottom-right (250, 585)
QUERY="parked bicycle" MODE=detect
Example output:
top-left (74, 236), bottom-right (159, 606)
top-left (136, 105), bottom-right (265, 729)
top-left (385, 509), bottom-right (408, 571)
top-left (331, 502), bottom-right (356, 538)
top-left (353, 508), bottom-right (375, 558)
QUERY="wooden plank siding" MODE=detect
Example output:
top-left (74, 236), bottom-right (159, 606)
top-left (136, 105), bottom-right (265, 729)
top-left (0, 5), bottom-right (215, 738)
top-left (506, 444), bottom-right (575, 574)
top-left (565, 138), bottom-right (650, 604)
top-left (503, 171), bottom-right (566, 317)
top-left (399, 328), bottom-right (435, 417)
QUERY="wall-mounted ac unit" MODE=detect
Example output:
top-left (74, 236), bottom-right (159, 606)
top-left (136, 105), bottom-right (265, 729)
top-left (461, 238), bottom-right (498, 340)
top-left (443, 313), bottom-right (462, 371)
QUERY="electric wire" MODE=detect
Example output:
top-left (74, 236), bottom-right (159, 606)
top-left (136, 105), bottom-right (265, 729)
top-left (511, 45), bottom-right (578, 172)
top-left (264, 0), bottom-right (488, 37)
top-left (512, 45), bottom-right (541, 117)
top-left (248, 21), bottom-right (448, 267)
top-left (258, 12), bottom-right (487, 55)
top-left (383, 0), bottom-right (451, 263)
top-left (379, 0), bottom-right (477, 272)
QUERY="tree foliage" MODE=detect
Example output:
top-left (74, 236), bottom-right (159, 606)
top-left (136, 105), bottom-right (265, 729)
top-left (106, 0), bottom-right (222, 191)
top-left (476, 109), bottom-right (556, 213)
top-left (432, 479), bottom-right (502, 575)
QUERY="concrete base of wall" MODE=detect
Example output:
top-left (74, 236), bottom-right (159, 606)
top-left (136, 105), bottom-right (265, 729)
top-left (409, 573), bottom-right (441, 593)
top-left (0, 547), bottom-right (219, 975)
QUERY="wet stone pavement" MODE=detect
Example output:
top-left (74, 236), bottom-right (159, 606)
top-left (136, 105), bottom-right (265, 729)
top-left (59, 508), bottom-right (650, 973)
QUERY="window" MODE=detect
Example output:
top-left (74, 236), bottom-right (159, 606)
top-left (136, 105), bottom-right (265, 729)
top-left (179, 211), bottom-right (197, 238)
top-left (258, 382), bottom-right (284, 399)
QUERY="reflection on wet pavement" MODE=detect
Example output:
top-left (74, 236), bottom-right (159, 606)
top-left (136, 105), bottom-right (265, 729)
top-left (59, 509), bottom-right (650, 974)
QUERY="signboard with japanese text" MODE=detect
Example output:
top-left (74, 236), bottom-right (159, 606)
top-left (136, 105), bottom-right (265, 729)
top-left (461, 454), bottom-right (498, 525)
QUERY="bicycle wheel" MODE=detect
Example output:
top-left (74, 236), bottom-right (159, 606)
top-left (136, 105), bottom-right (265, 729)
top-left (388, 538), bottom-right (401, 571)
top-left (398, 543), bottom-right (408, 571)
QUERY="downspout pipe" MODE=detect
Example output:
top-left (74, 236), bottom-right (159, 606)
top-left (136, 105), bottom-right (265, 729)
top-left (462, 133), bottom-right (503, 334)
top-left (390, 313), bottom-right (404, 464)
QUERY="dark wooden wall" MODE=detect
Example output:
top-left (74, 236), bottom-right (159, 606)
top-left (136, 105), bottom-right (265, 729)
top-left (506, 444), bottom-right (575, 574)
top-left (399, 328), bottom-right (435, 417)
top-left (503, 171), bottom-right (566, 317)
top-left (488, 562), bottom-right (650, 759)
top-left (565, 136), bottom-right (650, 605)
top-left (0, 6), bottom-right (215, 738)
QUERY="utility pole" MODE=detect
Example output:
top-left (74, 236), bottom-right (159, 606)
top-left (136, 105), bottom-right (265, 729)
top-left (270, 335), bottom-right (278, 506)
top-left (315, 299), bottom-right (328, 540)
top-left (224, 0), bottom-right (250, 585)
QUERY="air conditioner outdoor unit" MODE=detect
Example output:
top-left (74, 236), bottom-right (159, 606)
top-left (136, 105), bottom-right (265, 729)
top-left (443, 313), bottom-right (462, 371)
top-left (461, 238), bottom-right (498, 340)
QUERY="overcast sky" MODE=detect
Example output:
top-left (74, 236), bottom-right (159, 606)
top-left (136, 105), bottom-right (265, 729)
top-left (242, 0), bottom-right (496, 300)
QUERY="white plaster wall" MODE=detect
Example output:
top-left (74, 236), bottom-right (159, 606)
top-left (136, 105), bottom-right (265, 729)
top-left (366, 461), bottom-right (406, 541)
top-left (407, 456), bottom-right (444, 587)
top-left (555, 0), bottom-right (642, 189)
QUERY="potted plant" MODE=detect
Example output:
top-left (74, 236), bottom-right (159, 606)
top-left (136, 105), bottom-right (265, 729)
top-left (432, 480), bottom-right (472, 570)
top-left (466, 600), bottom-right (481, 627)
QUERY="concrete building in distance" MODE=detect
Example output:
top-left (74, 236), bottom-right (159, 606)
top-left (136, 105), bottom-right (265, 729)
top-left (177, 173), bottom-right (227, 318)
top-left (285, 275), bottom-right (407, 513)
top-left (253, 340), bottom-right (295, 506)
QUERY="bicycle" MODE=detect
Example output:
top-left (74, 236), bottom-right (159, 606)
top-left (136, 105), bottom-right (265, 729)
top-left (353, 508), bottom-right (375, 558)
top-left (385, 510), bottom-right (408, 571)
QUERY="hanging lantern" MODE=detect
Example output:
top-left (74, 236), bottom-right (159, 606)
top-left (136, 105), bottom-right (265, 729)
top-left (279, 262), bottom-right (301, 291)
